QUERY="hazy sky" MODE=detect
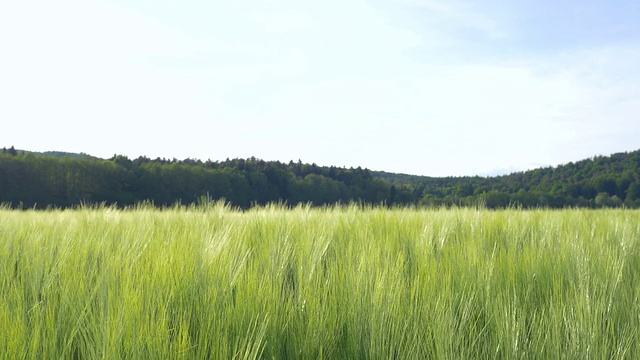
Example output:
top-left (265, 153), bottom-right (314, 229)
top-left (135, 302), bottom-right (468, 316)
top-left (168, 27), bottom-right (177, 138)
top-left (2, 0), bottom-right (639, 176)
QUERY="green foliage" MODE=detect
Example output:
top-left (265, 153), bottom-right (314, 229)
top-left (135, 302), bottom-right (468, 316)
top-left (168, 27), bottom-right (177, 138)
top-left (2, 206), bottom-right (640, 358)
top-left (0, 154), bottom-right (410, 209)
top-left (375, 149), bottom-right (640, 209)
top-left (2, 148), bottom-right (640, 209)
top-left (627, 182), bottom-right (640, 203)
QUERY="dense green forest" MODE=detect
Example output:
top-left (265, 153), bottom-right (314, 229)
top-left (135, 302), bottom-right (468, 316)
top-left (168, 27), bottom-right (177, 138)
top-left (0, 147), bottom-right (405, 208)
top-left (374, 150), bottom-right (640, 208)
top-left (1, 146), bottom-right (639, 208)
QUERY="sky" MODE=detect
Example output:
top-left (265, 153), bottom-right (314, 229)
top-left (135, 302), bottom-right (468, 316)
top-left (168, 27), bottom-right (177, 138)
top-left (1, 0), bottom-right (639, 177)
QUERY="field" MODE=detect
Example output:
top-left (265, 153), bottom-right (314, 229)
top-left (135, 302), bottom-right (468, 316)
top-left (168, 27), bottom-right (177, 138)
top-left (1, 203), bottom-right (640, 359)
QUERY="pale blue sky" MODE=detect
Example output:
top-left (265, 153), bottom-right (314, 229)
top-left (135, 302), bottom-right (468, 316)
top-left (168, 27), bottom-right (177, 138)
top-left (1, 0), bottom-right (639, 176)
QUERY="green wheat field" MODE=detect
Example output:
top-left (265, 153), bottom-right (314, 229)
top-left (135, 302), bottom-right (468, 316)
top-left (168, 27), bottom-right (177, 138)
top-left (1, 203), bottom-right (640, 359)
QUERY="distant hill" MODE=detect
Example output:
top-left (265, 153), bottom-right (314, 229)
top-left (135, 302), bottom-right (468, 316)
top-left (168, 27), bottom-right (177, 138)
top-left (371, 150), bottom-right (640, 208)
top-left (1, 146), bottom-right (99, 160)
top-left (1, 147), bottom-right (639, 209)
top-left (25, 150), bottom-right (99, 160)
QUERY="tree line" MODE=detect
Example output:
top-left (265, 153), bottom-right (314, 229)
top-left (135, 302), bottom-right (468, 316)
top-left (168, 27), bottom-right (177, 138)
top-left (374, 150), bottom-right (640, 208)
top-left (0, 151), bottom-right (411, 208)
top-left (1, 147), bottom-right (639, 209)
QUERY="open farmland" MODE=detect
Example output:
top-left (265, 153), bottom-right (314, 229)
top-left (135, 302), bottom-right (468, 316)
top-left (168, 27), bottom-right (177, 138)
top-left (1, 204), bottom-right (640, 359)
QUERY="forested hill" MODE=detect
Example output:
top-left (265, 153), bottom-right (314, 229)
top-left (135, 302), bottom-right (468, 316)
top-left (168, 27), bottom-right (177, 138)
top-left (374, 150), bottom-right (640, 208)
top-left (0, 147), bottom-right (639, 209)
top-left (0, 146), bottom-right (96, 159)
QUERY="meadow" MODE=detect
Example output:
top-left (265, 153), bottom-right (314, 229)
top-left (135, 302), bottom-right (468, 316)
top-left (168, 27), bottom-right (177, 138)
top-left (1, 203), bottom-right (639, 359)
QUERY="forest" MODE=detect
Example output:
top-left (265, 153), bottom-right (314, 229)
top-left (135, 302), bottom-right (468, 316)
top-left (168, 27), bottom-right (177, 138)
top-left (1, 146), bottom-right (639, 209)
top-left (375, 150), bottom-right (640, 208)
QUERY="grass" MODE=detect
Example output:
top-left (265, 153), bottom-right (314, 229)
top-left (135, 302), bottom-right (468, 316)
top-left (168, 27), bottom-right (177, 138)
top-left (1, 203), bottom-right (640, 359)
